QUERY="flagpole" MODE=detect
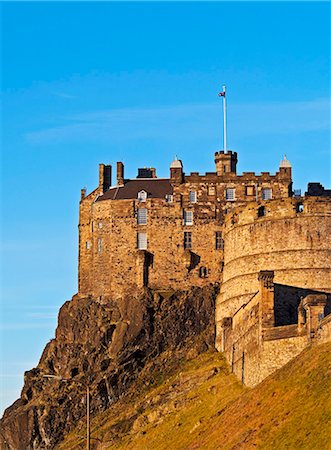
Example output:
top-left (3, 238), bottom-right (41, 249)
top-left (223, 85), bottom-right (227, 151)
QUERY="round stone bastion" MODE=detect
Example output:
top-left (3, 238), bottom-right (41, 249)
top-left (216, 196), bottom-right (331, 331)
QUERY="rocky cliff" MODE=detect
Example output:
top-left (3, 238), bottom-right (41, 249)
top-left (0, 285), bottom-right (218, 449)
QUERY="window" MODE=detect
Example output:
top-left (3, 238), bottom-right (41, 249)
top-left (97, 238), bottom-right (103, 253)
top-left (137, 232), bottom-right (147, 250)
top-left (246, 186), bottom-right (255, 196)
top-left (165, 194), bottom-right (173, 203)
top-left (215, 231), bottom-right (224, 250)
top-left (318, 313), bottom-right (324, 322)
top-left (225, 188), bottom-right (235, 201)
top-left (184, 232), bottom-right (192, 249)
top-left (137, 190), bottom-right (147, 202)
top-left (98, 222), bottom-right (103, 229)
top-left (258, 206), bottom-right (266, 217)
top-left (189, 191), bottom-right (197, 203)
top-left (184, 210), bottom-right (193, 226)
top-left (137, 208), bottom-right (147, 225)
top-left (86, 241), bottom-right (91, 250)
top-left (262, 188), bottom-right (272, 200)
top-left (199, 266), bottom-right (208, 278)
top-left (208, 186), bottom-right (215, 196)
top-left (296, 203), bottom-right (304, 213)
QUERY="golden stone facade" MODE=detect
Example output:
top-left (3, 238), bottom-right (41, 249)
top-left (216, 197), bottom-right (331, 385)
top-left (77, 149), bottom-right (331, 385)
top-left (78, 151), bottom-right (292, 300)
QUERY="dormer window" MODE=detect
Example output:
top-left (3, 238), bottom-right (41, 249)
top-left (189, 191), bottom-right (197, 203)
top-left (138, 190), bottom-right (147, 202)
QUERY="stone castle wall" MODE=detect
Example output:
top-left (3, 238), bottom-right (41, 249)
top-left (221, 274), bottom-right (330, 386)
top-left (216, 196), bottom-right (331, 386)
top-left (79, 195), bottom-right (225, 300)
top-left (78, 154), bottom-right (292, 301)
top-left (216, 197), bottom-right (331, 340)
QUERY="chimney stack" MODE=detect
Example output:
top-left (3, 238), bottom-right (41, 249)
top-left (99, 164), bottom-right (112, 192)
top-left (117, 161), bottom-right (124, 186)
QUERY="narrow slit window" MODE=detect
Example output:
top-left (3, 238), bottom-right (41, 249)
top-left (97, 238), bottom-right (103, 253)
top-left (215, 231), bottom-right (224, 250)
top-left (86, 241), bottom-right (91, 250)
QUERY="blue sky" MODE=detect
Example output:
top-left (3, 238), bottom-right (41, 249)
top-left (1, 1), bottom-right (330, 415)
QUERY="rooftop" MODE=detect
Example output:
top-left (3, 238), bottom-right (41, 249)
top-left (97, 178), bottom-right (173, 201)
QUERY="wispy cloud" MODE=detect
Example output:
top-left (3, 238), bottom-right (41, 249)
top-left (24, 98), bottom-right (330, 146)
top-left (53, 91), bottom-right (77, 100)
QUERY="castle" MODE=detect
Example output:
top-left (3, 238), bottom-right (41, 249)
top-left (78, 151), bottom-right (331, 385)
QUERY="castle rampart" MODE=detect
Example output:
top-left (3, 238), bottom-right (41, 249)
top-left (216, 197), bottom-right (331, 329)
top-left (221, 269), bottom-right (330, 386)
top-left (216, 196), bottom-right (331, 386)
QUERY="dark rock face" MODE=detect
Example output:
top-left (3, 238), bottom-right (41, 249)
top-left (0, 285), bottom-right (217, 449)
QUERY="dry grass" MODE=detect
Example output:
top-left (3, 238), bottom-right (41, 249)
top-left (58, 342), bottom-right (331, 450)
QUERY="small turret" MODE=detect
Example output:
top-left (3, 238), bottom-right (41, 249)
top-left (170, 157), bottom-right (183, 183)
top-left (279, 154), bottom-right (292, 178)
top-left (215, 150), bottom-right (237, 176)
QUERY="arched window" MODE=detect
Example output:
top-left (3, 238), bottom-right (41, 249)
top-left (258, 206), bottom-right (266, 217)
top-left (296, 202), bottom-right (304, 213)
top-left (138, 190), bottom-right (147, 202)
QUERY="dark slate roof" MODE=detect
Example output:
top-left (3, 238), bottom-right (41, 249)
top-left (96, 178), bottom-right (173, 201)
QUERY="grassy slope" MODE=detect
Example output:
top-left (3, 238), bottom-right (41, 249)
top-left (58, 342), bottom-right (331, 450)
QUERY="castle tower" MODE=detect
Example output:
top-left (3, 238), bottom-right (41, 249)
top-left (215, 150), bottom-right (237, 175)
top-left (170, 157), bottom-right (183, 183)
top-left (279, 154), bottom-right (292, 178)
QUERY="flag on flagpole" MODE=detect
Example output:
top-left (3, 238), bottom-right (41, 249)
top-left (218, 91), bottom-right (225, 97)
